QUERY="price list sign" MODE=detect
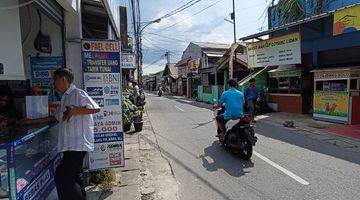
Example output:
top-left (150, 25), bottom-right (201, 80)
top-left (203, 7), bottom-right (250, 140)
top-left (82, 40), bottom-right (124, 170)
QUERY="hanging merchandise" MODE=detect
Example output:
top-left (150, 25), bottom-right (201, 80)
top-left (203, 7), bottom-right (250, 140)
top-left (34, 10), bottom-right (52, 54)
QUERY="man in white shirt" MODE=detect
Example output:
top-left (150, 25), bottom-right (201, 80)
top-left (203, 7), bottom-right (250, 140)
top-left (21, 68), bottom-right (100, 200)
top-left (52, 68), bottom-right (100, 200)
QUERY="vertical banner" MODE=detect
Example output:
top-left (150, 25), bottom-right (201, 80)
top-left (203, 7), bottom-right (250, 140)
top-left (82, 40), bottom-right (124, 170)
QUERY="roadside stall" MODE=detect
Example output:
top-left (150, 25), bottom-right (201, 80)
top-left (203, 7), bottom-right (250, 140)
top-left (267, 65), bottom-right (305, 113)
top-left (312, 67), bottom-right (360, 124)
top-left (0, 1), bottom-right (64, 199)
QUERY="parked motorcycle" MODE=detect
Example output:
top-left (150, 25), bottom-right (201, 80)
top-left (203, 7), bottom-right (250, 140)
top-left (158, 89), bottom-right (163, 97)
top-left (130, 89), bottom-right (146, 108)
top-left (214, 107), bottom-right (257, 160)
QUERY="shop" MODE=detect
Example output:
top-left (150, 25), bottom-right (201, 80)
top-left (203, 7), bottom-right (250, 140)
top-left (0, 0), bottom-right (65, 199)
top-left (312, 67), bottom-right (360, 124)
top-left (267, 65), bottom-right (311, 114)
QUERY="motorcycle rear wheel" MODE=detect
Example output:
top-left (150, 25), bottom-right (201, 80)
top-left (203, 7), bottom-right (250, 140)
top-left (239, 139), bottom-right (253, 160)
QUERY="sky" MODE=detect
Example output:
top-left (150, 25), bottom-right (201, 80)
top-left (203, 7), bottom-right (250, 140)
top-left (130, 0), bottom-right (273, 75)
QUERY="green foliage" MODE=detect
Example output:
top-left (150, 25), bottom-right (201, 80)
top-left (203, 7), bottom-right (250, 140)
top-left (122, 95), bottom-right (136, 125)
top-left (90, 169), bottom-right (116, 191)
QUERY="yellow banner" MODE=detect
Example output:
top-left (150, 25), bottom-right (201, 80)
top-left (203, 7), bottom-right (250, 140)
top-left (333, 4), bottom-right (360, 36)
top-left (314, 91), bottom-right (349, 118)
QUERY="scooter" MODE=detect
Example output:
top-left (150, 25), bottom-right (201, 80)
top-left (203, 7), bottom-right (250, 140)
top-left (158, 89), bottom-right (163, 97)
top-left (214, 107), bottom-right (257, 160)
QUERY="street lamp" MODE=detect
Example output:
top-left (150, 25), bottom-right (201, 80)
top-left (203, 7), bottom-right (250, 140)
top-left (136, 18), bottom-right (161, 85)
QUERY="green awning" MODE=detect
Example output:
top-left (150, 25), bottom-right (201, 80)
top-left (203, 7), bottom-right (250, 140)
top-left (269, 70), bottom-right (301, 78)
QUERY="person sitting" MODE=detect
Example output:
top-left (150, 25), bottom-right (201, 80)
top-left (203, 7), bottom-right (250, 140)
top-left (213, 79), bottom-right (245, 139)
top-left (0, 85), bottom-right (20, 131)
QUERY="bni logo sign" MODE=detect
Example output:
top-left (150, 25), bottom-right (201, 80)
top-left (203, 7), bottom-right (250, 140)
top-left (103, 74), bottom-right (119, 84)
top-left (105, 99), bottom-right (120, 106)
top-left (86, 87), bottom-right (103, 96)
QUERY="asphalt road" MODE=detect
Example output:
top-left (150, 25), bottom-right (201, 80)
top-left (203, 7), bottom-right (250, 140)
top-left (145, 93), bottom-right (360, 200)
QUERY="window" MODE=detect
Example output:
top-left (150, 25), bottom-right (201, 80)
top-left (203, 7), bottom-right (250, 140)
top-left (269, 77), bottom-right (301, 94)
top-left (350, 79), bottom-right (358, 90)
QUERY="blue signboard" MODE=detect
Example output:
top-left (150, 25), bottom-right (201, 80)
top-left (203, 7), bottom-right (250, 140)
top-left (30, 56), bottom-right (63, 101)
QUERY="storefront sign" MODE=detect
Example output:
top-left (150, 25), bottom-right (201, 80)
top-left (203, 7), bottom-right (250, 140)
top-left (121, 53), bottom-right (135, 69)
top-left (82, 40), bottom-right (124, 170)
top-left (333, 4), bottom-right (360, 36)
top-left (247, 32), bottom-right (301, 68)
top-left (30, 56), bottom-right (63, 101)
top-left (269, 70), bottom-right (301, 78)
top-left (313, 91), bottom-right (349, 122)
top-left (17, 161), bottom-right (56, 200)
top-left (314, 71), bottom-right (351, 80)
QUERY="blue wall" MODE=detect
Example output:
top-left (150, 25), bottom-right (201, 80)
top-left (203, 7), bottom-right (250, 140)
top-left (269, 0), bottom-right (360, 29)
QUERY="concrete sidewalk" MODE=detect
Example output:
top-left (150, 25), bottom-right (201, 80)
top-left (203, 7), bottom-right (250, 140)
top-left (87, 110), bottom-right (179, 200)
top-left (256, 112), bottom-right (360, 153)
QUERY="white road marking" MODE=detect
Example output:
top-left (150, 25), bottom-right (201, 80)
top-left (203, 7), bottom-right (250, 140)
top-left (175, 105), bottom-right (185, 112)
top-left (253, 151), bottom-right (310, 185)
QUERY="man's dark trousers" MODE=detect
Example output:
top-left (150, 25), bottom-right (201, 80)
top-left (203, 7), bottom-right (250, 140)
top-left (55, 151), bottom-right (87, 200)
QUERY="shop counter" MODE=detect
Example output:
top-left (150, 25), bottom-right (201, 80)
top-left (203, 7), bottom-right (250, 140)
top-left (0, 123), bottom-right (59, 200)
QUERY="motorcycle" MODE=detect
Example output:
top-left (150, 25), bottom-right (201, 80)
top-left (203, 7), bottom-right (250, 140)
top-left (158, 89), bottom-right (163, 97)
top-left (214, 107), bottom-right (257, 160)
top-left (130, 89), bottom-right (146, 108)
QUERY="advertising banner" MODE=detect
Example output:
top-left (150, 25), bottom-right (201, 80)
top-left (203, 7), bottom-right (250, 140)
top-left (30, 56), bottom-right (63, 101)
top-left (333, 4), bottom-right (360, 36)
top-left (121, 53), bottom-right (135, 69)
top-left (82, 40), bottom-right (124, 170)
top-left (247, 32), bottom-right (301, 68)
top-left (313, 91), bottom-right (349, 123)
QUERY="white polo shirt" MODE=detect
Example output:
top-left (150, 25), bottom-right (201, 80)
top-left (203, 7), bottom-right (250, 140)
top-left (55, 84), bottom-right (100, 152)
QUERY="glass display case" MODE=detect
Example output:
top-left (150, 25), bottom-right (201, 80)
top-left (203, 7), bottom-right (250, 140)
top-left (0, 123), bottom-right (59, 200)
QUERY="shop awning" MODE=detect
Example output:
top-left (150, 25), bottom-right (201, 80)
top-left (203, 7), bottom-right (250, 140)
top-left (268, 65), bottom-right (302, 78)
top-left (239, 67), bottom-right (270, 86)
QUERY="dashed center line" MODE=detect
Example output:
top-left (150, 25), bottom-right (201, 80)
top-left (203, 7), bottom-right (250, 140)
top-left (175, 105), bottom-right (185, 112)
top-left (253, 151), bottom-right (310, 185)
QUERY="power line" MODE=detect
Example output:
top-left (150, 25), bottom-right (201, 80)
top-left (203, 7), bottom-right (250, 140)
top-left (144, 32), bottom-right (189, 43)
top-left (158, 0), bottom-right (203, 21)
top-left (143, 55), bottom-right (165, 69)
top-left (159, 0), bottom-right (225, 31)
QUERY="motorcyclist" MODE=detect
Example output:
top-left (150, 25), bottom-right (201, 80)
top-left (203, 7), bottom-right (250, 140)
top-left (213, 79), bottom-right (245, 139)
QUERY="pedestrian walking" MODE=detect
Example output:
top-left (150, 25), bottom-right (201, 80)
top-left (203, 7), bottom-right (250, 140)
top-left (245, 78), bottom-right (259, 123)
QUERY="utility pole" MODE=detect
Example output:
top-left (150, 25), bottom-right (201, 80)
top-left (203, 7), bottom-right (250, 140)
top-left (165, 51), bottom-right (170, 64)
top-left (231, 0), bottom-right (236, 43)
top-left (229, 0), bottom-right (236, 80)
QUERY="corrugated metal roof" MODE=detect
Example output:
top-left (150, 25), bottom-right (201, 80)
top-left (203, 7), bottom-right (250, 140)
top-left (193, 42), bottom-right (230, 49)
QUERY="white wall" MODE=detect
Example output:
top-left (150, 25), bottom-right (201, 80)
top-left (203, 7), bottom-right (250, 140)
top-left (0, 0), bottom-right (25, 80)
top-left (20, 4), bottom-right (64, 79)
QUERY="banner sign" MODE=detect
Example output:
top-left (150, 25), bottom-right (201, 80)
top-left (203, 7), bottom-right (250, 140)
top-left (247, 32), bottom-right (301, 68)
top-left (82, 40), bottom-right (124, 170)
top-left (120, 53), bottom-right (135, 69)
top-left (313, 91), bottom-right (349, 123)
top-left (30, 56), bottom-right (63, 101)
top-left (269, 70), bottom-right (301, 78)
top-left (333, 4), bottom-right (360, 36)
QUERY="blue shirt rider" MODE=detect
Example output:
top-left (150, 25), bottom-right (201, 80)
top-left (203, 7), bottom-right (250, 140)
top-left (214, 79), bottom-right (245, 139)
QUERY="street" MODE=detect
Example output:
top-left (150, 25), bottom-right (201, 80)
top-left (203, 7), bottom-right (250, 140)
top-left (145, 93), bottom-right (360, 200)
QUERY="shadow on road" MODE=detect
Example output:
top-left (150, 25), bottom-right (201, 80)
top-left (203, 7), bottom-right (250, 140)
top-left (138, 133), bottom-right (234, 200)
top-left (255, 122), bottom-right (360, 165)
top-left (199, 141), bottom-right (254, 177)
